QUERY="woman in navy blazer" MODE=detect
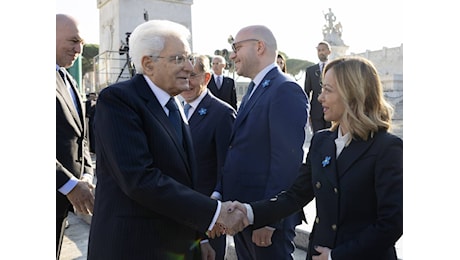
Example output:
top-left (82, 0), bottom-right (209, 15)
top-left (247, 56), bottom-right (403, 260)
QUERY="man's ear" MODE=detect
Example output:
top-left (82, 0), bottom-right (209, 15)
top-left (204, 72), bottom-right (212, 85)
top-left (142, 56), bottom-right (154, 74)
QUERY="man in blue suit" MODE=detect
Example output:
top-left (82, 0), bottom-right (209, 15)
top-left (180, 55), bottom-right (236, 259)
top-left (207, 55), bottom-right (237, 110)
top-left (213, 25), bottom-right (310, 259)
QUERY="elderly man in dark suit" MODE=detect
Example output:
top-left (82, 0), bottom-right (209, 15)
top-left (87, 20), bottom-right (247, 260)
top-left (181, 54), bottom-right (236, 259)
top-left (56, 13), bottom-right (95, 259)
top-left (213, 25), bottom-right (309, 259)
top-left (207, 55), bottom-right (237, 110)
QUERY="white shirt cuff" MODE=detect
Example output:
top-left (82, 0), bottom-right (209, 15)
top-left (208, 200), bottom-right (221, 231)
top-left (244, 203), bottom-right (254, 225)
top-left (210, 191), bottom-right (221, 200)
top-left (58, 176), bottom-right (78, 195)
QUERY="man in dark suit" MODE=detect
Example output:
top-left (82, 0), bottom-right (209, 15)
top-left (213, 25), bottom-right (309, 259)
top-left (304, 41), bottom-right (332, 133)
top-left (87, 20), bottom-right (247, 260)
top-left (181, 55), bottom-right (237, 259)
top-left (56, 14), bottom-right (95, 259)
top-left (207, 55), bottom-right (237, 110)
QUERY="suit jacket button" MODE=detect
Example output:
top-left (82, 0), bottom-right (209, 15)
top-left (315, 217), bottom-right (320, 223)
top-left (331, 224), bottom-right (337, 231)
top-left (315, 181), bottom-right (321, 189)
top-left (334, 188), bottom-right (338, 194)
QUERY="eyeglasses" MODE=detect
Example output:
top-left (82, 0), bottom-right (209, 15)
top-left (150, 54), bottom-right (196, 66)
top-left (231, 39), bottom-right (259, 53)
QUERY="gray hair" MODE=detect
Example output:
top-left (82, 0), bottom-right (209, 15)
top-left (128, 20), bottom-right (191, 74)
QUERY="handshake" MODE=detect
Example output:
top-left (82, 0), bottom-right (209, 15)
top-left (207, 201), bottom-right (249, 238)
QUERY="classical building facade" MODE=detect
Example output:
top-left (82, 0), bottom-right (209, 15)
top-left (93, 0), bottom-right (193, 90)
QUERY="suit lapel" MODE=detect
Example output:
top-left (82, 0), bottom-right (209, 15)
top-left (189, 93), bottom-right (210, 126)
top-left (336, 134), bottom-right (375, 178)
top-left (134, 75), bottom-right (193, 177)
top-left (318, 131), bottom-right (339, 188)
top-left (56, 71), bottom-right (83, 131)
top-left (231, 68), bottom-right (280, 139)
top-left (209, 77), bottom-right (219, 93)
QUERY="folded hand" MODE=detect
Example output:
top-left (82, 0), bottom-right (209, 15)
top-left (67, 178), bottom-right (95, 215)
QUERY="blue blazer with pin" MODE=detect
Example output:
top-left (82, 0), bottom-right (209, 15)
top-left (188, 91), bottom-right (236, 196)
top-left (216, 66), bottom-right (309, 258)
top-left (250, 129), bottom-right (403, 260)
top-left (187, 90), bottom-right (236, 259)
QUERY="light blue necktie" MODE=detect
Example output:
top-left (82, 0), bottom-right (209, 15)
top-left (216, 76), bottom-right (222, 89)
top-left (165, 98), bottom-right (183, 144)
top-left (184, 103), bottom-right (192, 118)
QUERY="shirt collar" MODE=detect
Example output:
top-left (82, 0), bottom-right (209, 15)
top-left (252, 63), bottom-right (277, 87)
top-left (143, 75), bottom-right (176, 109)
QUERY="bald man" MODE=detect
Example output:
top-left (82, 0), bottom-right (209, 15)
top-left (56, 13), bottom-right (95, 259)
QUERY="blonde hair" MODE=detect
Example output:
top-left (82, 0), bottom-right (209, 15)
top-left (325, 56), bottom-right (394, 140)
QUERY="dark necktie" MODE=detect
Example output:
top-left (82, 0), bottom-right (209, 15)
top-left (58, 68), bottom-right (81, 115)
top-left (238, 81), bottom-right (255, 112)
top-left (320, 62), bottom-right (326, 73)
top-left (166, 98), bottom-right (183, 144)
top-left (184, 103), bottom-right (192, 118)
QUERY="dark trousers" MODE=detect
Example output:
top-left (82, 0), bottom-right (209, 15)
top-left (209, 235), bottom-right (226, 259)
top-left (56, 215), bottom-right (67, 259)
top-left (233, 224), bottom-right (297, 260)
top-left (193, 235), bottom-right (226, 260)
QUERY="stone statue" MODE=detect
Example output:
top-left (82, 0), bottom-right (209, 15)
top-left (324, 8), bottom-right (336, 32)
top-left (322, 8), bottom-right (345, 46)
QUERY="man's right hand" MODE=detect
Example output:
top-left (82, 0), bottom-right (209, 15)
top-left (208, 201), bottom-right (249, 238)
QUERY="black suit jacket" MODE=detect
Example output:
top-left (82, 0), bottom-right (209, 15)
top-left (207, 75), bottom-right (237, 110)
top-left (87, 74), bottom-right (218, 260)
top-left (251, 129), bottom-right (403, 260)
top-left (187, 91), bottom-right (236, 196)
top-left (304, 64), bottom-right (323, 120)
top-left (56, 69), bottom-right (93, 217)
